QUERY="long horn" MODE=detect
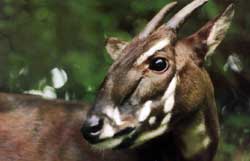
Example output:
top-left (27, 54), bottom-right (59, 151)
top-left (166, 0), bottom-right (208, 30)
top-left (139, 1), bottom-right (177, 39)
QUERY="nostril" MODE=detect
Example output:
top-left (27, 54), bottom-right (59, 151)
top-left (81, 115), bottom-right (104, 143)
top-left (88, 116), bottom-right (103, 134)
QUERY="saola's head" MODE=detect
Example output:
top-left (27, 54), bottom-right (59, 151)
top-left (82, 0), bottom-right (234, 149)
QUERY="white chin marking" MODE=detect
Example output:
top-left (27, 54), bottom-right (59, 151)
top-left (136, 38), bottom-right (170, 65)
top-left (162, 74), bottom-right (177, 113)
top-left (99, 123), bottom-right (115, 139)
top-left (93, 137), bottom-right (124, 150)
top-left (93, 137), bottom-right (123, 150)
top-left (138, 100), bottom-right (152, 122)
top-left (93, 129), bottom-right (135, 150)
top-left (132, 124), bottom-right (168, 148)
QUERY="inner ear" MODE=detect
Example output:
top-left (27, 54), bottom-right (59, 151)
top-left (105, 37), bottom-right (128, 60)
top-left (181, 4), bottom-right (234, 65)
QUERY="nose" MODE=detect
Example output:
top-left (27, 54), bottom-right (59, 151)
top-left (81, 115), bottom-right (104, 144)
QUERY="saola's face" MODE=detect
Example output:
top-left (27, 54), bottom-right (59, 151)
top-left (81, 0), bottom-right (234, 149)
top-left (85, 28), bottom-right (178, 149)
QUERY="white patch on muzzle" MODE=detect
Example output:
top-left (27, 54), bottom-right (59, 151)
top-left (99, 107), bottom-right (123, 139)
top-left (99, 123), bottom-right (115, 139)
top-left (162, 74), bottom-right (178, 113)
top-left (138, 100), bottom-right (152, 122)
top-left (113, 107), bottom-right (122, 125)
top-left (104, 106), bottom-right (122, 125)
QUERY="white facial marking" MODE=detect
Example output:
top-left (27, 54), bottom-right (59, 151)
top-left (104, 106), bottom-right (114, 118)
top-left (113, 107), bottom-right (122, 125)
top-left (94, 129), bottom-right (135, 150)
top-left (162, 75), bottom-right (178, 113)
top-left (136, 38), bottom-right (170, 65)
top-left (148, 116), bottom-right (156, 125)
top-left (132, 124), bottom-right (168, 147)
top-left (138, 100), bottom-right (152, 122)
top-left (94, 137), bottom-right (123, 150)
top-left (104, 106), bottom-right (123, 125)
top-left (99, 123), bottom-right (115, 139)
top-left (161, 113), bottom-right (172, 125)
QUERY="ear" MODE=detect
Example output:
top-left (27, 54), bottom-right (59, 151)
top-left (184, 4), bottom-right (234, 61)
top-left (105, 37), bottom-right (128, 60)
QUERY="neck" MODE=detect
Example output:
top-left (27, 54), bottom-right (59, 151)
top-left (173, 88), bottom-right (219, 161)
top-left (133, 81), bottom-right (219, 161)
top-left (176, 108), bottom-right (219, 161)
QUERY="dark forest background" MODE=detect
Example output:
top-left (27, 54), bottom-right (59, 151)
top-left (0, 0), bottom-right (249, 160)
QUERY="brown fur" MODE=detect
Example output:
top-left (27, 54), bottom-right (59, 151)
top-left (0, 93), bottom-right (140, 161)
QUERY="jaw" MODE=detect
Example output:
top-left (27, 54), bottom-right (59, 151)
top-left (89, 75), bottom-right (178, 150)
top-left (91, 129), bottom-right (137, 150)
top-left (91, 121), bottom-right (170, 150)
top-left (131, 124), bottom-right (169, 148)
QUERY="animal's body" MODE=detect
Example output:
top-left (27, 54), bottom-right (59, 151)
top-left (0, 0), bottom-right (234, 161)
top-left (0, 93), bottom-right (139, 161)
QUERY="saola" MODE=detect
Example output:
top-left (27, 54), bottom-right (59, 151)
top-left (82, 0), bottom-right (234, 160)
top-left (0, 0), bottom-right (234, 161)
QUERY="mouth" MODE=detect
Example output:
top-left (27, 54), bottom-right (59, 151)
top-left (83, 98), bottom-right (172, 149)
top-left (89, 119), bottom-right (169, 150)
top-left (91, 128), bottom-right (137, 149)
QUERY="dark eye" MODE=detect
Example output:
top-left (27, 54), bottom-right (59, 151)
top-left (149, 57), bottom-right (168, 72)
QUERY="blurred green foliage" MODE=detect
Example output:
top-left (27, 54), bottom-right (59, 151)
top-left (0, 0), bottom-right (250, 160)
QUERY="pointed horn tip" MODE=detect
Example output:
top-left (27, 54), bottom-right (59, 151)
top-left (165, 0), bottom-right (208, 30)
top-left (170, 1), bottom-right (178, 6)
top-left (196, 0), bottom-right (208, 6)
top-left (138, 1), bottom-right (178, 39)
top-left (190, 0), bottom-right (208, 7)
top-left (193, 0), bottom-right (208, 5)
top-left (161, 1), bottom-right (178, 11)
top-left (160, 1), bottom-right (178, 13)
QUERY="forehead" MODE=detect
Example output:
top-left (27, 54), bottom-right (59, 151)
top-left (111, 27), bottom-right (176, 71)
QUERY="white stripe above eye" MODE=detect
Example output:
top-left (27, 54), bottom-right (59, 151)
top-left (162, 74), bottom-right (178, 113)
top-left (136, 38), bottom-right (170, 65)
